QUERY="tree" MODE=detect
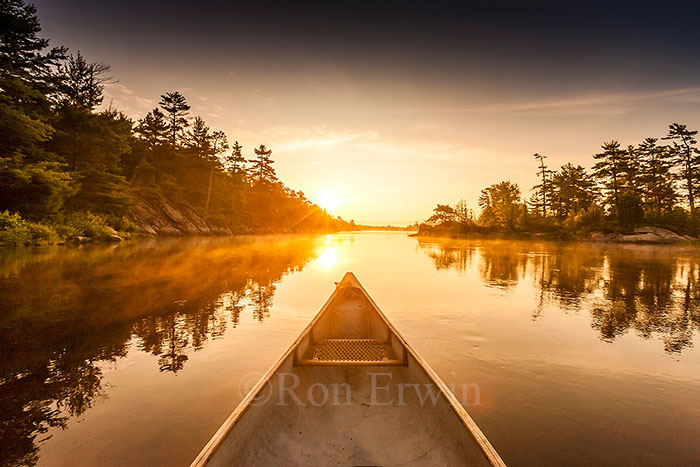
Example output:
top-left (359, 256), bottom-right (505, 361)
top-left (186, 116), bottom-right (211, 157)
top-left (59, 51), bottom-right (112, 110)
top-left (664, 123), bottom-right (699, 214)
top-left (51, 108), bottom-right (133, 215)
top-left (478, 181), bottom-right (522, 230)
top-left (249, 144), bottom-right (278, 186)
top-left (134, 108), bottom-right (167, 150)
top-left (532, 153), bottom-right (552, 217)
top-left (454, 199), bottom-right (474, 224)
top-left (204, 130), bottom-right (228, 216)
top-left (0, 0), bottom-right (66, 166)
top-left (637, 137), bottom-right (676, 217)
top-left (592, 141), bottom-right (628, 221)
top-left (0, 0), bottom-right (65, 149)
top-left (0, 158), bottom-right (74, 219)
top-left (223, 141), bottom-right (246, 179)
top-left (622, 144), bottom-right (643, 194)
top-left (427, 204), bottom-right (456, 223)
top-left (221, 141), bottom-right (247, 223)
top-left (185, 118), bottom-right (229, 216)
top-left (159, 91), bottom-right (190, 146)
top-left (549, 163), bottom-right (596, 219)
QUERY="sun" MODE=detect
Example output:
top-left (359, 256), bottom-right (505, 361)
top-left (315, 191), bottom-right (342, 212)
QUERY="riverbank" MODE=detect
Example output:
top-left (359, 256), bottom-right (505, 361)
top-left (412, 225), bottom-right (700, 245)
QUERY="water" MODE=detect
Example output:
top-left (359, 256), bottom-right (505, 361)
top-left (1, 232), bottom-right (699, 466)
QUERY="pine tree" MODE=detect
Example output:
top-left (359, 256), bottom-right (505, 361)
top-left (249, 144), bottom-right (278, 186)
top-left (224, 141), bottom-right (247, 180)
top-left (549, 163), bottom-right (596, 218)
top-left (0, 0), bottom-right (71, 218)
top-left (622, 144), bottom-right (642, 194)
top-left (664, 123), bottom-right (700, 214)
top-left (592, 141), bottom-right (628, 221)
top-left (204, 130), bottom-right (228, 216)
top-left (221, 141), bottom-right (247, 222)
top-left (0, 0), bottom-right (65, 158)
top-left (159, 91), bottom-right (190, 146)
top-left (134, 108), bottom-right (167, 150)
top-left (532, 153), bottom-right (552, 217)
top-left (186, 116), bottom-right (211, 156)
top-left (637, 137), bottom-right (676, 217)
top-left (60, 51), bottom-right (112, 110)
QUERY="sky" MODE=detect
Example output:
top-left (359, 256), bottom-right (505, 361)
top-left (33, 0), bottom-right (700, 225)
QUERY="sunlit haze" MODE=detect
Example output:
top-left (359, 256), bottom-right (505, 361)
top-left (33, 0), bottom-right (700, 225)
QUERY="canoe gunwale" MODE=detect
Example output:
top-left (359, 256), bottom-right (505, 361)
top-left (189, 277), bottom-right (340, 467)
top-left (189, 272), bottom-right (506, 467)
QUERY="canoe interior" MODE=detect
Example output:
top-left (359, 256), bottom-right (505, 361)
top-left (192, 273), bottom-right (504, 466)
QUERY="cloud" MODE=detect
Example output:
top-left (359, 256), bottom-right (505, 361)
top-left (240, 124), bottom-right (485, 164)
top-left (101, 83), bottom-right (154, 117)
top-left (235, 125), bottom-right (379, 150)
top-left (386, 87), bottom-right (700, 117)
top-left (476, 87), bottom-right (700, 116)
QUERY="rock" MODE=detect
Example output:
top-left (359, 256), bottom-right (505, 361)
top-left (588, 232), bottom-right (609, 241)
top-left (68, 235), bottom-right (92, 243)
top-left (588, 227), bottom-right (693, 244)
top-left (104, 226), bottom-right (123, 242)
top-left (125, 190), bottom-right (235, 237)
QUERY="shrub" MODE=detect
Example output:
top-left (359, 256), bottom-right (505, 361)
top-left (55, 211), bottom-right (111, 239)
top-left (105, 214), bottom-right (136, 232)
top-left (0, 211), bottom-right (31, 246)
top-left (0, 211), bottom-right (59, 246)
top-left (563, 205), bottom-right (607, 232)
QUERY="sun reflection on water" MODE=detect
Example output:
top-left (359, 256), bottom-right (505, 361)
top-left (316, 245), bottom-right (338, 269)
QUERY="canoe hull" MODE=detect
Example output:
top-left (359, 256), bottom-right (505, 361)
top-left (191, 273), bottom-right (505, 466)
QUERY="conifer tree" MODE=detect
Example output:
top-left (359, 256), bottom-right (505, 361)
top-left (224, 141), bottom-right (247, 180)
top-left (60, 51), bottom-right (112, 110)
top-left (159, 91), bottom-right (190, 146)
top-left (664, 123), bottom-right (700, 214)
top-left (249, 144), bottom-right (278, 186)
top-left (637, 137), bottom-right (676, 217)
top-left (532, 153), bottom-right (552, 217)
top-left (549, 163), bottom-right (596, 218)
top-left (592, 141), bottom-right (628, 221)
top-left (134, 108), bottom-right (167, 150)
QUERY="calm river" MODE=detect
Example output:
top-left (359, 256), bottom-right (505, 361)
top-left (1, 232), bottom-right (699, 466)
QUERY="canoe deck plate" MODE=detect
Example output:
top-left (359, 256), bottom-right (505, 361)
top-left (312, 339), bottom-right (388, 362)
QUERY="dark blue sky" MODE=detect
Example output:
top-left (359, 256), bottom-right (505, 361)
top-left (34, 0), bottom-right (700, 88)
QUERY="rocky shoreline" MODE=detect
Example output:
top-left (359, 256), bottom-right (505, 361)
top-left (586, 227), bottom-right (698, 244)
top-left (126, 192), bottom-right (242, 237)
top-left (412, 226), bottom-right (699, 245)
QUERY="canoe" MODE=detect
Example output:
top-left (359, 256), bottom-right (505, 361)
top-left (191, 272), bottom-right (505, 466)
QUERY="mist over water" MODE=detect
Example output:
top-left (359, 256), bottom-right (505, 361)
top-left (1, 233), bottom-right (699, 466)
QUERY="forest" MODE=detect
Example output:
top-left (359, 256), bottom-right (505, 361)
top-left (419, 124), bottom-right (700, 239)
top-left (0, 0), bottom-right (354, 246)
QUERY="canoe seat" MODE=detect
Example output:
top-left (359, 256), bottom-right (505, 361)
top-left (313, 339), bottom-right (388, 362)
top-left (295, 338), bottom-right (405, 366)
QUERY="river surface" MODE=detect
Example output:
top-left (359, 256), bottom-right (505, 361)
top-left (1, 232), bottom-right (699, 466)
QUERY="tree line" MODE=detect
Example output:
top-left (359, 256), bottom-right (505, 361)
top-left (422, 123), bottom-right (700, 237)
top-left (0, 0), bottom-right (352, 245)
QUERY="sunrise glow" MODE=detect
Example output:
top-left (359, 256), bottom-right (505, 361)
top-left (314, 191), bottom-right (343, 212)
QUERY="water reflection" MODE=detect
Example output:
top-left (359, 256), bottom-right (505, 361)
top-left (0, 236), bottom-right (320, 466)
top-left (418, 239), bottom-right (700, 354)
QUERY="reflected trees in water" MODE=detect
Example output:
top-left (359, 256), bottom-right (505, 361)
top-left (418, 239), bottom-right (700, 353)
top-left (0, 236), bottom-right (319, 466)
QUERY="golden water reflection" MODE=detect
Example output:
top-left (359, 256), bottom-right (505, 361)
top-left (0, 236), bottom-right (321, 467)
top-left (418, 239), bottom-right (700, 354)
top-left (1, 234), bottom-right (699, 466)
